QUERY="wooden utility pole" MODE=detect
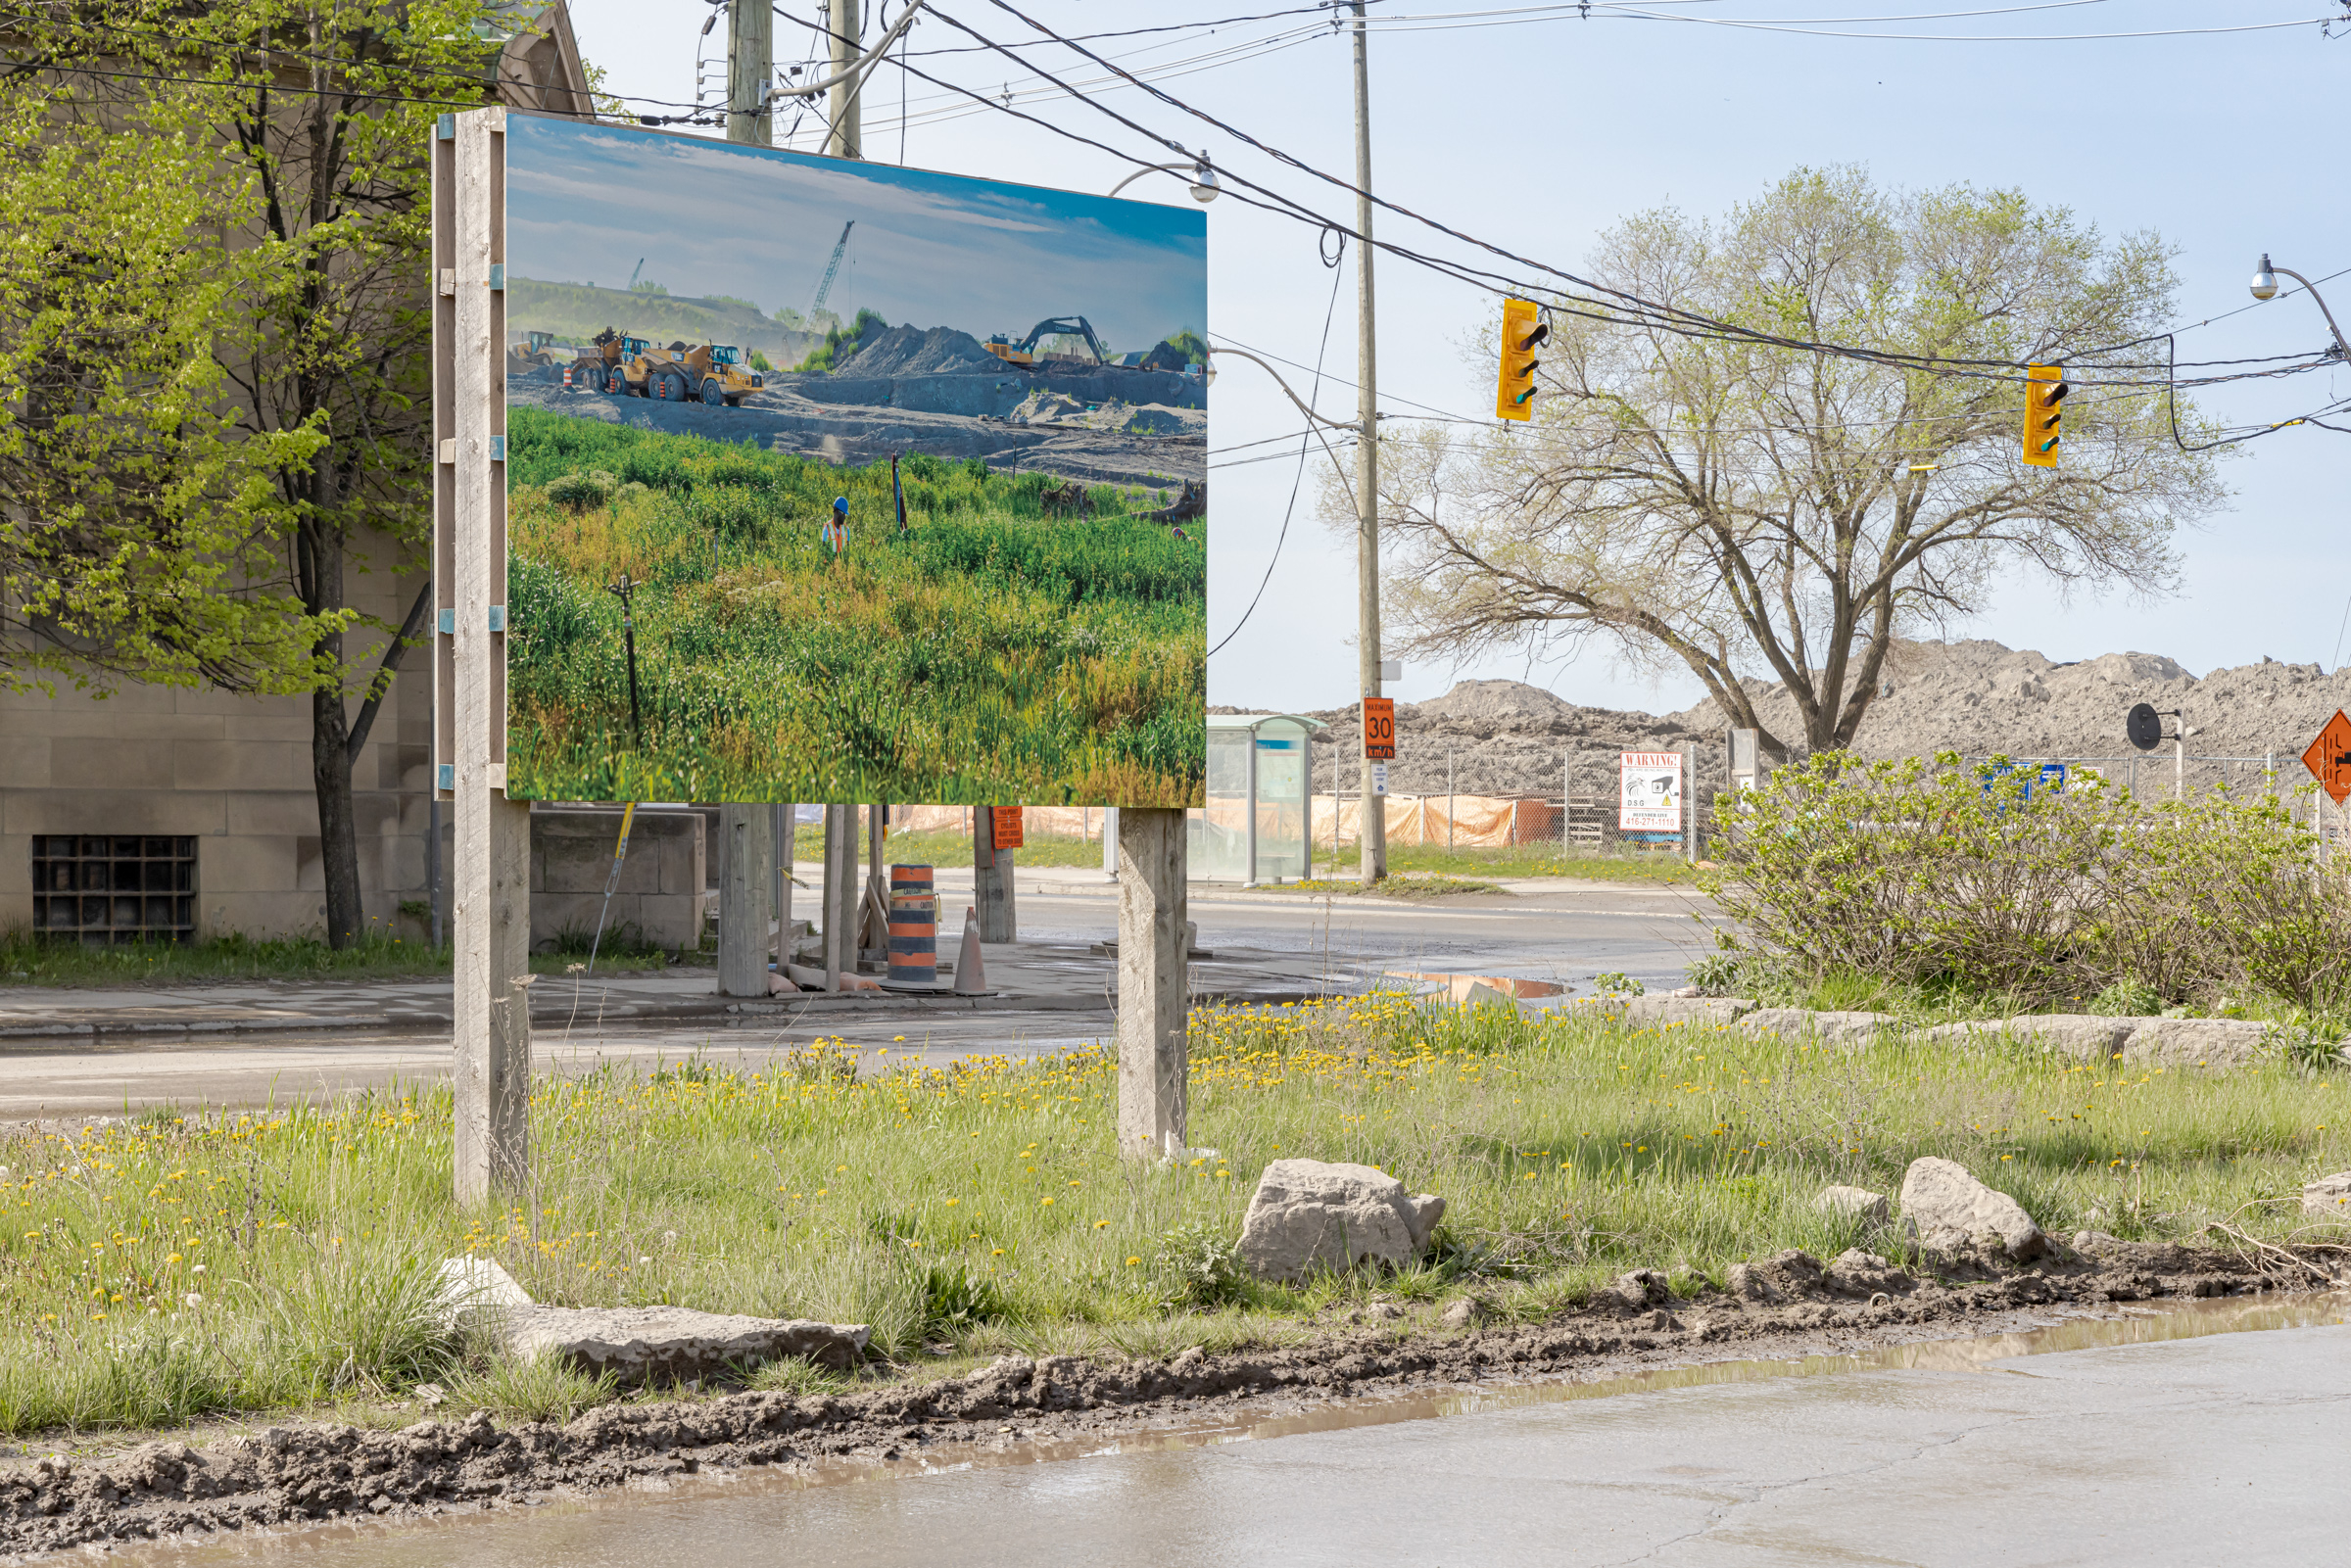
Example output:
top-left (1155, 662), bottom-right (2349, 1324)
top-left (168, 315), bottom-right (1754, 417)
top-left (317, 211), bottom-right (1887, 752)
top-left (436, 108), bottom-right (531, 1206)
top-left (825, 0), bottom-right (861, 159)
top-left (976, 807), bottom-right (1016, 942)
top-left (727, 0), bottom-right (773, 147)
top-left (717, 805), bottom-right (772, 996)
top-left (1351, 0), bottom-right (1384, 883)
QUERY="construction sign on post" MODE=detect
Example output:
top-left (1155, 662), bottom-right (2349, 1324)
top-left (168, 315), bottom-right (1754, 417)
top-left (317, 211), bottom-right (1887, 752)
top-left (1619, 751), bottom-right (1683, 833)
top-left (2304, 710), bottom-right (2351, 807)
top-left (1363, 697), bottom-right (1396, 760)
top-left (989, 807), bottom-right (1026, 851)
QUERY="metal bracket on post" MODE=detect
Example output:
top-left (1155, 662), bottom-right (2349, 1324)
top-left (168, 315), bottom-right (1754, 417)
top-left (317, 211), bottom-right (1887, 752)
top-left (436, 105), bottom-right (528, 1208)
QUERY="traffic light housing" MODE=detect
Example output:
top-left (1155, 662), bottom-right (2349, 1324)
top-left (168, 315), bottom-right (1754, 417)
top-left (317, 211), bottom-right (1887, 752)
top-left (2023, 362), bottom-right (2068, 466)
top-left (1496, 298), bottom-right (1548, 421)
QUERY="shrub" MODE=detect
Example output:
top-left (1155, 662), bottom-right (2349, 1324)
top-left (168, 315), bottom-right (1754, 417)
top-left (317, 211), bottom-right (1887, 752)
top-left (545, 469), bottom-right (616, 511)
top-left (1704, 752), bottom-right (2351, 1013)
top-left (1151, 1221), bottom-right (1246, 1309)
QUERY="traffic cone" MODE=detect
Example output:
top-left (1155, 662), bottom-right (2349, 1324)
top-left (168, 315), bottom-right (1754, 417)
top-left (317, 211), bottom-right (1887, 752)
top-left (952, 906), bottom-right (986, 995)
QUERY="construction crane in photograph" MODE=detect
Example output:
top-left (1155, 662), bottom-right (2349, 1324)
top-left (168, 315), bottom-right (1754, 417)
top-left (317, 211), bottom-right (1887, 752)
top-left (808, 220), bottom-right (853, 320)
top-left (627, 257), bottom-right (648, 290)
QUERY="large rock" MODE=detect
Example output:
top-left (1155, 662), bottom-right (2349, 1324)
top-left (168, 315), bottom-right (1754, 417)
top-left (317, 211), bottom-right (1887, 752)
top-left (2118, 1017), bottom-right (2271, 1069)
top-left (1924, 1016), bottom-right (2132, 1061)
top-left (1236, 1160), bottom-right (1444, 1282)
top-left (1898, 1156), bottom-right (2045, 1260)
top-left (1816, 1185), bottom-right (1890, 1225)
top-left (1626, 996), bottom-right (1756, 1028)
top-left (501, 1306), bottom-right (869, 1378)
top-left (2304, 1171), bottom-right (2351, 1219)
top-left (1740, 1009), bottom-right (1896, 1049)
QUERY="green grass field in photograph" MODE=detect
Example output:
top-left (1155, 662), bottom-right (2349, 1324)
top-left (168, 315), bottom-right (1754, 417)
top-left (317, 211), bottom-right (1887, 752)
top-left (504, 407), bottom-right (1206, 805)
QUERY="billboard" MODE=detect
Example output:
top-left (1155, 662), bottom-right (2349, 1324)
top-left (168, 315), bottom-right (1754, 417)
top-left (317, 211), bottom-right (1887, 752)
top-left (495, 113), bottom-right (1207, 806)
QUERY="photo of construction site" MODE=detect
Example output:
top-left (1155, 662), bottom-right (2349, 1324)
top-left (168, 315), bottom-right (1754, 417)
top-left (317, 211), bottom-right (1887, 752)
top-left (498, 113), bottom-right (1209, 806)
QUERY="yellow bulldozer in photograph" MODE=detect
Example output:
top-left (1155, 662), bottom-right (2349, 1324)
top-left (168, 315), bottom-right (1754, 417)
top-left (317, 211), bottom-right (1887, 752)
top-left (569, 329), bottom-right (764, 405)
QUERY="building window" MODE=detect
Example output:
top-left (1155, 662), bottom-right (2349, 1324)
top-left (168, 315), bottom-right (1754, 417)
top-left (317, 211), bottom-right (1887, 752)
top-left (30, 835), bottom-right (198, 944)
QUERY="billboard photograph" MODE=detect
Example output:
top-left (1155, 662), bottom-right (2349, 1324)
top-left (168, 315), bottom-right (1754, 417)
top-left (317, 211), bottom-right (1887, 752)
top-left (499, 113), bottom-right (1208, 806)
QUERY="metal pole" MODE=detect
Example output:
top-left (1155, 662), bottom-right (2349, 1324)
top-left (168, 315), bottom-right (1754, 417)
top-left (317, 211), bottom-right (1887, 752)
top-left (427, 798), bottom-right (443, 949)
top-left (1243, 729), bottom-right (1260, 887)
top-left (2175, 734), bottom-right (2183, 800)
top-left (1102, 805), bottom-right (1120, 882)
top-left (1447, 749), bottom-right (1455, 848)
top-left (1351, 0), bottom-right (1384, 884)
top-left (773, 802), bottom-right (793, 973)
top-left (825, 0), bottom-right (861, 160)
top-left (727, 0), bottom-right (773, 147)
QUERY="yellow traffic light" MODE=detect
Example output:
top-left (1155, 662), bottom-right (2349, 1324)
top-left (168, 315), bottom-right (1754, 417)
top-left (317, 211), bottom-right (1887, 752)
top-left (2022, 362), bottom-right (2068, 467)
top-left (1496, 298), bottom-right (1548, 422)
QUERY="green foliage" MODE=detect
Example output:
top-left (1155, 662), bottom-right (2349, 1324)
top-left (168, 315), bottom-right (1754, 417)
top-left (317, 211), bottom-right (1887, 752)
top-left (919, 1262), bottom-right (1011, 1336)
top-left (1162, 326), bottom-right (1208, 365)
top-left (797, 308), bottom-right (892, 373)
top-left (545, 469), bottom-right (618, 511)
top-left (503, 407), bottom-right (1206, 803)
top-left (1685, 953), bottom-right (1744, 996)
top-left (628, 278), bottom-right (670, 296)
top-left (1151, 1222), bottom-right (1247, 1309)
top-left (1705, 752), bottom-right (2351, 1013)
top-left (2089, 978), bottom-right (2165, 1018)
top-left (447, 1354), bottom-right (619, 1422)
top-left (1592, 972), bottom-right (1645, 997)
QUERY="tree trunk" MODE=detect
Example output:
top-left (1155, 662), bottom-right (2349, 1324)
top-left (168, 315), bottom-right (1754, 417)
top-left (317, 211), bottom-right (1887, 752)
top-left (313, 673), bottom-right (364, 946)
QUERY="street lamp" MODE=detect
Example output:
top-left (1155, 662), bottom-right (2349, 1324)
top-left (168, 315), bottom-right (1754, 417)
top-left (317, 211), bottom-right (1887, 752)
top-left (1107, 154), bottom-right (1220, 203)
top-left (2250, 253), bottom-right (2351, 362)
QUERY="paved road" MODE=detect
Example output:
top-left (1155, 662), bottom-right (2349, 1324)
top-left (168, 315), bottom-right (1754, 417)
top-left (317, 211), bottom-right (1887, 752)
top-left (111, 1297), bottom-right (2351, 1566)
top-left (0, 877), bottom-right (1716, 1120)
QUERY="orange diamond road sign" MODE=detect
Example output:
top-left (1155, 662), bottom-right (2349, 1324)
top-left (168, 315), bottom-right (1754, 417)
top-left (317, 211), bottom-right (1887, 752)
top-left (2304, 710), bottom-right (2351, 807)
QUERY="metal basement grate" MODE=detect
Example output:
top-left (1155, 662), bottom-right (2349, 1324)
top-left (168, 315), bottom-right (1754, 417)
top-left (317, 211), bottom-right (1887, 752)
top-left (30, 835), bottom-right (199, 944)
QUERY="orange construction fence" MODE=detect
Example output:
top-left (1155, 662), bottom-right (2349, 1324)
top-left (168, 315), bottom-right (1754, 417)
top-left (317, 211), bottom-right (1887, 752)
top-left (889, 796), bottom-right (1560, 850)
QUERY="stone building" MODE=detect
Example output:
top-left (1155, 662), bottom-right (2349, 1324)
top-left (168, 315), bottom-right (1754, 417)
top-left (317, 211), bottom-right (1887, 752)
top-left (0, 3), bottom-right (593, 946)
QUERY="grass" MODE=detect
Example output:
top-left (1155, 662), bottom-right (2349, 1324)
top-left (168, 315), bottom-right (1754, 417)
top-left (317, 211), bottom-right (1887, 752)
top-left (3, 997), bottom-right (2344, 1439)
top-left (867, 828), bottom-right (1107, 873)
top-left (504, 407), bottom-right (1206, 805)
top-left (1281, 875), bottom-right (1506, 898)
top-left (0, 928), bottom-right (676, 989)
top-left (1308, 840), bottom-right (1698, 884)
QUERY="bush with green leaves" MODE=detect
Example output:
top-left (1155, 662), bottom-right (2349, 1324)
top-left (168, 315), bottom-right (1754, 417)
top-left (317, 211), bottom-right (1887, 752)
top-left (1703, 751), bottom-right (2351, 1013)
top-left (1150, 1221), bottom-right (1247, 1310)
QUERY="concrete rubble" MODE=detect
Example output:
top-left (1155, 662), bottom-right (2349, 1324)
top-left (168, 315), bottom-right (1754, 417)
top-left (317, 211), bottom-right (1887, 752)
top-left (1899, 1156), bottom-right (2046, 1261)
top-left (501, 1306), bottom-right (870, 1380)
top-left (2119, 1017), bottom-right (2272, 1069)
top-left (1739, 1009), bottom-right (1895, 1048)
top-left (1236, 1160), bottom-right (1446, 1283)
top-left (1922, 1015), bottom-right (2135, 1060)
top-left (1816, 1185), bottom-right (1891, 1225)
top-left (1626, 995), bottom-right (1755, 1028)
top-left (2301, 1171), bottom-right (2351, 1218)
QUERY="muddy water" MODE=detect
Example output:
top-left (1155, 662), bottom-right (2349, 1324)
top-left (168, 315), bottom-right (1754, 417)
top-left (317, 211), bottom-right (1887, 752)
top-left (121, 1293), bottom-right (2351, 1567)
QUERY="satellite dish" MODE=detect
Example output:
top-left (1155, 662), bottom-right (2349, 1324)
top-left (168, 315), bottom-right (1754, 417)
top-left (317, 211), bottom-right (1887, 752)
top-left (2126, 702), bottom-right (2164, 752)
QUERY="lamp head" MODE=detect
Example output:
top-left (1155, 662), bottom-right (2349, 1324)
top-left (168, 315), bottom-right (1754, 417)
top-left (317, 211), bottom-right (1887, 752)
top-left (2251, 254), bottom-right (2279, 302)
top-left (1188, 162), bottom-right (1221, 204)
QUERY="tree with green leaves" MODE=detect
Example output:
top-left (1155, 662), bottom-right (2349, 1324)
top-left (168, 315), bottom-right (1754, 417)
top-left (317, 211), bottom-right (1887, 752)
top-left (1338, 167), bottom-right (2225, 758)
top-left (2, 1), bottom-right (516, 945)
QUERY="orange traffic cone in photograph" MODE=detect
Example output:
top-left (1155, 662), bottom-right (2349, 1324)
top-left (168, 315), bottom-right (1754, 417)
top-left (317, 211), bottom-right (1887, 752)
top-left (953, 906), bottom-right (986, 995)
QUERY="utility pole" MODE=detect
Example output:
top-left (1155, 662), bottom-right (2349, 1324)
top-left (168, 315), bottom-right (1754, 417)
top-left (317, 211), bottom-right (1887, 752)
top-left (825, 0), bottom-right (862, 160)
top-left (1351, 0), bottom-right (1385, 882)
top-left (727, 0), bottom-right (773, 147)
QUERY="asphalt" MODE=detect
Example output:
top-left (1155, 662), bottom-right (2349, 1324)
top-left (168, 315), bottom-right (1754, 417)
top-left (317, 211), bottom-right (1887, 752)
top-left (0, 869), bottom-right (1718, 1120)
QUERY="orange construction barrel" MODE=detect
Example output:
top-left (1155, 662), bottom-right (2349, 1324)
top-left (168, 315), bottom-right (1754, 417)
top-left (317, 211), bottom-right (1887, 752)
top-left (888, 864), bottom-right (937, 984)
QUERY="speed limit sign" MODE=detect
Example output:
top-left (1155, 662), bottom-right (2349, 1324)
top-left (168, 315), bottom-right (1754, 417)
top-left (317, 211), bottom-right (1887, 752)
top-left (1363, 697), bottom-right (1396, 760)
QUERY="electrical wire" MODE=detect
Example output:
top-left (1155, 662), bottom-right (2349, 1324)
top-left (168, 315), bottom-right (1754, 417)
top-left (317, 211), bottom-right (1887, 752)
top-left (1208, 230), bottom-right (1350, 657)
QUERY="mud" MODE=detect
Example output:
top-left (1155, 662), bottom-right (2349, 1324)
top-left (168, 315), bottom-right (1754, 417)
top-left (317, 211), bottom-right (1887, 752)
top-left (1, 1236), bottom-right (2331, 1562)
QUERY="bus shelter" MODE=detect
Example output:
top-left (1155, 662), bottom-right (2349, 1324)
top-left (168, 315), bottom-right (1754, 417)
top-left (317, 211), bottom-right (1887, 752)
top-left (1192, 713), bottom-right (1324, 884)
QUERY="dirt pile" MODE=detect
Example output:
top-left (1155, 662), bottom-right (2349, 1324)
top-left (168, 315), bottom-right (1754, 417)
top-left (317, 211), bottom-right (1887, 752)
top-left (835, 324), bottom-right (998, 377)
top-left (0, 1240), bottom-right (2308, 1559)
top-left (1264, 641), bottom-right (2351, 799)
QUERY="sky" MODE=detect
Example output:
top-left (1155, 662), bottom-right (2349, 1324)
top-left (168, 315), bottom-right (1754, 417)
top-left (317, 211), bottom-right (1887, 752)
top-left (504, 113), bottom-right (1205, 354)
top-left (559, 0), bottom-right (2351, 727)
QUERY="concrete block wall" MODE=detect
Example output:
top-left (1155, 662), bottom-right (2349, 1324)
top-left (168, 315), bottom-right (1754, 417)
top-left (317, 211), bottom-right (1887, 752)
top-left (0, 566), bottom-right (435, 942)
top-left (529, 807), bottom-right (705, 954)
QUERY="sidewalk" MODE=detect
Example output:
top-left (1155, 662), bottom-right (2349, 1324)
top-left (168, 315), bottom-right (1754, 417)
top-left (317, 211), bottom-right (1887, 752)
top-left (0, 937), bottom-right (1335, 1046)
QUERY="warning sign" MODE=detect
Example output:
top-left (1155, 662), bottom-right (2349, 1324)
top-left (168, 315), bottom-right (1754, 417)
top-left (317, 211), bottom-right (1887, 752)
top-left (1363, 697), bottom-right (1396, 761)
top-left (2304, 710), bottom-right (2351, 807)
top-left (1619, 751), bottom-right (1683, 832)
top-left (989, 807), bottom-right (1026, 850)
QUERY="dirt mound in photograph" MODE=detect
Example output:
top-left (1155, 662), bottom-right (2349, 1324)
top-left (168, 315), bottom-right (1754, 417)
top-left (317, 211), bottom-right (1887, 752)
top-left (836, 324), bottom-right (998, 377)
top-left (1255, 641), bottom-right (2351, 799)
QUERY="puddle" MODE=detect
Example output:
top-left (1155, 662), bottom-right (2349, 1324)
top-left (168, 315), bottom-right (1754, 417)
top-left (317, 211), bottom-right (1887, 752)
top-left (1383, 971), bottom-right (1565, 1001)
top-left (110, 1290), bottom-right (2349, 1566)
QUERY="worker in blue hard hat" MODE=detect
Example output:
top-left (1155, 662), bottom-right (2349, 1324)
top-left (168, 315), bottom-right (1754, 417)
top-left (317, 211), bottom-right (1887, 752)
top-left (822, 495), bottom-right (850, 559)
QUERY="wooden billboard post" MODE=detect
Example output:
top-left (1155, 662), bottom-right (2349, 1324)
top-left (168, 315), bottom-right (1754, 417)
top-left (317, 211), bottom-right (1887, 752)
top-left (1116, 807), bottom-right (1188, 1158)
top-left (435, 108), bottom-right (531, 1206)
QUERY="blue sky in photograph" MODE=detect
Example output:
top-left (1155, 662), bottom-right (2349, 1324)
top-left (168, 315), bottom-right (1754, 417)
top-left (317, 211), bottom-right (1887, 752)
top-left (504, 113), bottom-right (1206, 356)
